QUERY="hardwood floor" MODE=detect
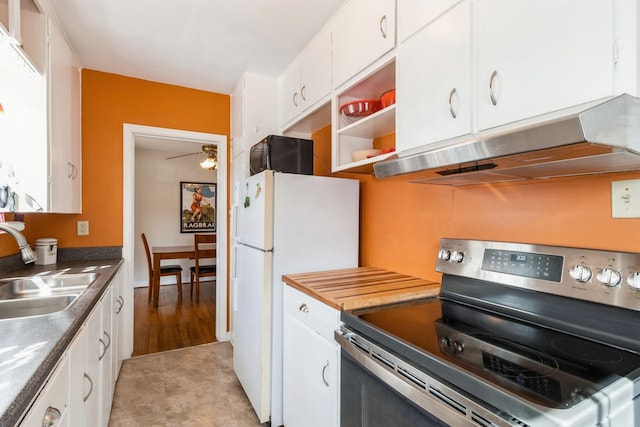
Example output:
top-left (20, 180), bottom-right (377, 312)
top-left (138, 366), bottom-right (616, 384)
top-left (132, 281), bottom-right (216, 356)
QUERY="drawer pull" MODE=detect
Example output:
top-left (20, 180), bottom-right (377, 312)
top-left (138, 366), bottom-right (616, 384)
top-left (299, 303), bottom-right (309, 313)
top-left (42, 406), bottom-right (61, 427)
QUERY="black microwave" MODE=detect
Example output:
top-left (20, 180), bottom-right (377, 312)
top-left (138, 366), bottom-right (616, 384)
top-left (249, 135), bottom-right (314, 176)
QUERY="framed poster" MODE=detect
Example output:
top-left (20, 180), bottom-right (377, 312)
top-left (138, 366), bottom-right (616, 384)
top-left (180, 182), bottom-right (216, 233)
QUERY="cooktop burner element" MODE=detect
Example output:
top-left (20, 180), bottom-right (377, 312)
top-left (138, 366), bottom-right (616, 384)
top-left (339, 239), bottom-right (640, 426)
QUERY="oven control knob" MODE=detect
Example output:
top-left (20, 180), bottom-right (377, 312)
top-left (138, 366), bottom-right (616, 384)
top-left (626, 272), bottom-right (640, 290)
top-left (597, 268), bottom-right (622, 287)
top-left (569, 265), bottom-right (592, 283)
top-left (439, 336), bottom-right (451, 347)
top-left (452, 340), bottom-right (464, 353)
top-left (438, 249), bottom-right (451, 261)
top-left (450, 251), bottom-right (464, 263)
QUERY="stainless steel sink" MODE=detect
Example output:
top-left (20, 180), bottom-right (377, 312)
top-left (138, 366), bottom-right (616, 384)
top-left (0, 273), bottom-right (97, 320)
top-left (0, 294), bottom-right (79, 320)
top-left (0, 273), bottom-right (97, 300)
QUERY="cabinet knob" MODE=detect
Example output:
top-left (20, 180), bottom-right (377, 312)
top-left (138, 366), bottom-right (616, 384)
top-left (298, 303), bottom-right (309, 313)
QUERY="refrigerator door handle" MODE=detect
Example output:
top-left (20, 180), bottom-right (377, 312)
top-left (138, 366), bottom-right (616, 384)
top-left (238, 242), bottom-right (274, 253)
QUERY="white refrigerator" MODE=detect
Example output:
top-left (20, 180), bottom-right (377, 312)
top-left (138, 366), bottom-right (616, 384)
top-left (232, 170), bottom-right (359, 426)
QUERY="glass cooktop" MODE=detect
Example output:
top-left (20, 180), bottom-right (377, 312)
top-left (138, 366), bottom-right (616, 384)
top-left (343, 298), bottom-right (640, 409)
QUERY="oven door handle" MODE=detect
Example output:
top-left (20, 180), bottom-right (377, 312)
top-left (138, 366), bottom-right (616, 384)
top-left (335, 328), bottom-right (519, 427)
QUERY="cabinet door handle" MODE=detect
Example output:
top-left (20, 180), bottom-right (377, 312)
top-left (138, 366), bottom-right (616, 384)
top-left (292, 92), bottom-right (299, 107)
top-left (99, 331), bottom-right (111, 361)
top-left (99, 338), bottom-right (107, 360)
top-left (321, 360), bottom-right (330, 387)
top-left (103, 331), bottom-right (111, 350)
top-left (83, 373), bottom-right (94, 402)
top-left (42, 406), bottom-right (62, 427)
top-left (116, 296), bottom-right (124, 314)
top-left (298, 303), bottom-right (309, 313)
top-left (300, 85), bottom-right (306, 101)
top-left (65, 162), bottom-right (78, 179)
top-left (489, 70), bottom-right (499, 106)
top-left (379, 15), bottom-right (387, 39)
top-left (448, 88), bottom-right (458, 119)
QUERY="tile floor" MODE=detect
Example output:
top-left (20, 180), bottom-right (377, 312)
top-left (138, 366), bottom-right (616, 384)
top-left (108, 342), bottom-right (262, 426)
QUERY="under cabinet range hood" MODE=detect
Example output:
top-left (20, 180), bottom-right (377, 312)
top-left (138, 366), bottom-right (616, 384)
top-left (373, 94), bottom-right (640, 185)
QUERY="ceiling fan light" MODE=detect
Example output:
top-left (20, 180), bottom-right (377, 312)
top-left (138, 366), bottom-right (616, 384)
top-left (200, 155), bottom-right (217, 170)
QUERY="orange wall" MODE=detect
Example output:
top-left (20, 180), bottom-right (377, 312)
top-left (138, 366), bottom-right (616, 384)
top-left (0, 70), bottom-right (230, 257)
top-left (3, 79), bottom-right (640, 286)
top-left (311, 127), bottom-right (640, 283)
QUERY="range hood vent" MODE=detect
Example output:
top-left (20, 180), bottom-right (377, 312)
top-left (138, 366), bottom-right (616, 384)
top-left (373, 94), bottom-right (640, 185)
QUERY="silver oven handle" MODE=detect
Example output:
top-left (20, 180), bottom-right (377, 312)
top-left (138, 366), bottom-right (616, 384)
top-left (335, 328), bottom-right (519, 427)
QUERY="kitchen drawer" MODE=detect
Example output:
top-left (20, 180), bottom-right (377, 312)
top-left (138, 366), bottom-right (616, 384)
top-left (20, 354), bottom-right (69, 427)
top-left (284, 285), bottom-right (340, 342)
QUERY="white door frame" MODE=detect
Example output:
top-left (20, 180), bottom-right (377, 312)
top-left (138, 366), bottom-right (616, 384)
top-left (123, 123), bottom-right (229, 342)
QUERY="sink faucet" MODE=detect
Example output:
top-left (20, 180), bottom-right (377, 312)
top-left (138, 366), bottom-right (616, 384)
top-left (0, 223), bottom-right (37, 264)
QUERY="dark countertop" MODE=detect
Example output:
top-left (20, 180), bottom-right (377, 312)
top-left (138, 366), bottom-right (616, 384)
top-left (0, 258), bottom-right (124, 426)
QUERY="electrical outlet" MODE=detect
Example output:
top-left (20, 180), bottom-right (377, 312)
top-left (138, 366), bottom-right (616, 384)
top-left (612, 179), bottom-right (640, 218)
top-left (77, 220), bottom-right (89, 236)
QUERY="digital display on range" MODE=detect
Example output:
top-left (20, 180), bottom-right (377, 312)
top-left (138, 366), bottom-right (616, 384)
top-left (482, 249), bottom-right (563, 282)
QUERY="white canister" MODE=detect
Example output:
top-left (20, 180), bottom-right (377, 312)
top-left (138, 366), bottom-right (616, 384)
top-left (35, 238), bottom-right (58, 265)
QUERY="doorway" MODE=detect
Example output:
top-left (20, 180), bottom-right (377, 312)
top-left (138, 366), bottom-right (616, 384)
top-left (122, 124), bottom-right (229, 352)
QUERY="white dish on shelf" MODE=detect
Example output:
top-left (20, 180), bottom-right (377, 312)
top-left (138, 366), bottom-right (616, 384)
top-left (351, 149), bottom-right (381, 162)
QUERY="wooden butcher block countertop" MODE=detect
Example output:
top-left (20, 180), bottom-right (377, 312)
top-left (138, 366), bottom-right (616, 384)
top-left (282, 267), bottom-right (440, 311)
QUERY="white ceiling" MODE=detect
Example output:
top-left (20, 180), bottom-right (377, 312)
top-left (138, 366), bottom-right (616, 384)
top-left (48, 0), bottom-right (346, 94)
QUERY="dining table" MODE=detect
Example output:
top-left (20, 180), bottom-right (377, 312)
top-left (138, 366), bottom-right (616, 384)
top-left (151, 243), bottom-right (216, 307)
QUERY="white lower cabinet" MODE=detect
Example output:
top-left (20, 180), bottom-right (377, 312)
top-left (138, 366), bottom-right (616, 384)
top-left (99, 286), bottom-right (114, 427)
top-left (283, 285), bottom-right (340, 427)
top-left (67, 286), bottom-right (113, 427)
top-left (68, 307), bottom-right (100, 426)
top-left (23, 267), bottom-right (131, 427)
top-left (20, 355), bottom-right (69, 427)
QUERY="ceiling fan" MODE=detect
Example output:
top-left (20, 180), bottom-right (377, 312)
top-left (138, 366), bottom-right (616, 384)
top-left (165, 144), bottom-right (218, 170)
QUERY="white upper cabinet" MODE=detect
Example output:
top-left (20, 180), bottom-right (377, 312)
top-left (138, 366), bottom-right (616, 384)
top-left (278, 28), bottom-right (331, 128)
top-left (18, 0), bottom-right (45, 72)
top-left (0, 33), bottom-right (48, 213)
top-left (232, 72), bottom-right (278, 180)
top-left (278, 57), bottom-right (303, 128)
top-left (475, 0), bottom-right (614, 131)
top-left (396, 0), bottom-right (472, 153)
top-left (331, 0), bottom-right (396, 89)
top-left (0, 13), bottom-right (80, 213)
top-left (48, 17), bottom-right (82, 213)
top-left (397, 0), bottom-right (460, 43)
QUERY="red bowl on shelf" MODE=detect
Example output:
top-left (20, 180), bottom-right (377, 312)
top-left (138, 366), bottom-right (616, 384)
top-left (339, 99), bottom-right (383, 119)
top-left (380, 89), bottom-right (396, 108)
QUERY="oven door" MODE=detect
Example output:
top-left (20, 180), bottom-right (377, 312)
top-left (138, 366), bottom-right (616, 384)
top-left (341, 349), bottom-right (447, 427)
top-left (336, 328), bottom-right (519, 427)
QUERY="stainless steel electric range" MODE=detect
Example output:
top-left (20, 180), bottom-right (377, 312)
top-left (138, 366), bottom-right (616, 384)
top-left (336, 239), bottom-right (640, 426)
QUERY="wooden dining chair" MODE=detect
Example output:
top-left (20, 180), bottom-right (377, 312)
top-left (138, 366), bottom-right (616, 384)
top-left (189, 233), bottom-right (216, 302)
top-left (141, 233), bottom-right (184, 303)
